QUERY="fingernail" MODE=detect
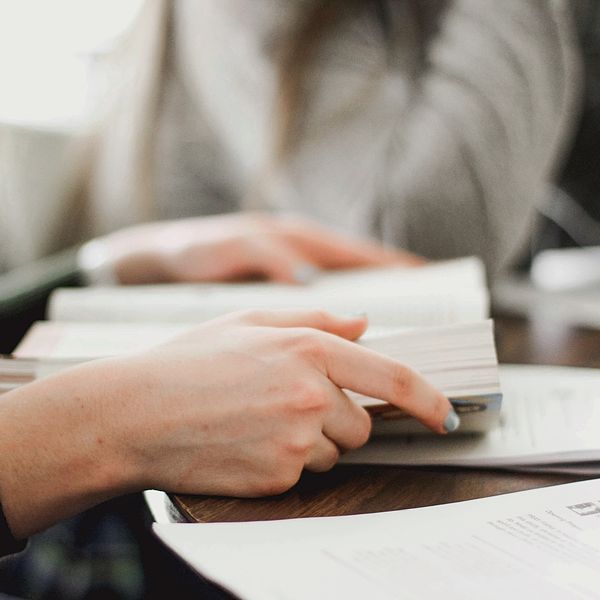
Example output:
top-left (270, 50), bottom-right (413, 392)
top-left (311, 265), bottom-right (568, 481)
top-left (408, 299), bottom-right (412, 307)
top-left (293, 263), bottom-right (319, 284)
top-left (350, 311), bottom-right (368, 319)
top-left (443, 409), bottom-right (460, 433)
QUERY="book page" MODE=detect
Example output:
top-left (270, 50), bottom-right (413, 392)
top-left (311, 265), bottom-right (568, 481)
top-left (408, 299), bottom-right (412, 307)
top-left (154, 478), bottom-right (600, 600)
top-left (13, 320), bottom-right (501, 433)
top-left (343, 364), bottom-right (600, 467)
top-left (48, 257), bottom-right (488, 326)
top-left (15, 321), bottom-right (193, 360)
top-left (15, 320), bottom-right (499, 397)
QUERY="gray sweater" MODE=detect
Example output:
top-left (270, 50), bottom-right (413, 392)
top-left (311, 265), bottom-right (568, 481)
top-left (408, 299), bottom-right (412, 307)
top-left (87, 0), bottom-right (582, 275)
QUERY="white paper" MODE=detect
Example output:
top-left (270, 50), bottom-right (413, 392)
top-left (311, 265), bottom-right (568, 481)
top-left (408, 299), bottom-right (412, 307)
top-left (48, 257), bottom-right (488, 326)
top-left (143, 490), bottom-right (173, 524)
top-left (15, 321), bottom-right (193, 360)
top-left (15, 320), bottom-right (500, 398)
top-left (154, 478), bottom-right (600, 599)
top-left (343, 364), bottom-right (600, 468)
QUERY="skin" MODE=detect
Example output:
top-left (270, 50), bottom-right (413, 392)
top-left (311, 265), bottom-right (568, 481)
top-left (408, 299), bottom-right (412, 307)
top-left (0, 310), bottom-right (452, 541)
top-left (102, 213), bottom-right (425, 284)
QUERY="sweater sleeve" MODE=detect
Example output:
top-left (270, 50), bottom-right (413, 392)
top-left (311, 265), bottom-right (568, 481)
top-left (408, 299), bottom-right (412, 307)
top-left (380, 0), bottom-right (582, 275)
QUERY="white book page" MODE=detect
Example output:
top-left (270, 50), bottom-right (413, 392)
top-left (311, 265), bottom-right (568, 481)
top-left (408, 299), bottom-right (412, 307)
top-left (14, 320), bottom-right (499, 398)
top-left (15, 321), bottom-right (193, 359)
top-left (154, 478), bottom-right (600, 600)
top-left (343, 364), bottom-right (600, 467)
top-left (48, 257), bottom-right (488, 326)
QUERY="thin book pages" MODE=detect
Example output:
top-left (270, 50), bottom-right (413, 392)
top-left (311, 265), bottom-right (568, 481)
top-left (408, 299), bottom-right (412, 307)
top-left (11, 319), bottom-right (502, 434)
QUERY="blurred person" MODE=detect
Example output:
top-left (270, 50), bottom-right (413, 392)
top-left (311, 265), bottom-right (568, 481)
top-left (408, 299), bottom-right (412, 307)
top-left (68, 0), bottom-right (581, 284)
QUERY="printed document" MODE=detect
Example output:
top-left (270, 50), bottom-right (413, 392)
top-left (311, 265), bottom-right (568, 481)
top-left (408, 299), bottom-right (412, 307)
top-left (154, 478), bottom-right (600, 599)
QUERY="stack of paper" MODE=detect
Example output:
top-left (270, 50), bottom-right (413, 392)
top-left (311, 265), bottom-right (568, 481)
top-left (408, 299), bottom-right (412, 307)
top-left (47, 257), bottom-right (488, 327)
top-left (154, 478), bottom-right (600, 599)
top-left (12, 319), bottom-right (502, 435)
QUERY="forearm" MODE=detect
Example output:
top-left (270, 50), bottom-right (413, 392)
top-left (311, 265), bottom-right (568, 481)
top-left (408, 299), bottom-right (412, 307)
top-left (0, 361), bottom-right (138, 540)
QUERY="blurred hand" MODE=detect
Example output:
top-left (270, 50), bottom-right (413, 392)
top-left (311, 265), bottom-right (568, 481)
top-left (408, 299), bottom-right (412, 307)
top-left (100, 213), bottom-right (425, 284)
top-left (0, 310), bottom-right (453, 538)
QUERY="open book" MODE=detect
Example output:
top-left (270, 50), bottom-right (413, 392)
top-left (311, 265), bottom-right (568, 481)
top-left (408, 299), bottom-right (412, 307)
top-left (153, 478), bottom-right (600, 600)
top-left (10, 323), bottom-right (600, 471)
top-left (11, 319), bottom-right (502, 435)
top-left (13, 256), bottom-right (500, 434)
top-left (47, 257), bottom-right (488, 326)
top-left (12, 252), bottom-right (600, 470)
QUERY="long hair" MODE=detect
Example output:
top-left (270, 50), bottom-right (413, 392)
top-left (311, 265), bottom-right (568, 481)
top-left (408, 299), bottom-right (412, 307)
top-left (78, 0), bottom-right (415, 228)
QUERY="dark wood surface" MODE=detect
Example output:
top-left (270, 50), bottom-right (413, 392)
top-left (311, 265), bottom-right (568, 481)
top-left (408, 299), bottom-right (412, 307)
top-left (170, 314), bottom-right (600, 523)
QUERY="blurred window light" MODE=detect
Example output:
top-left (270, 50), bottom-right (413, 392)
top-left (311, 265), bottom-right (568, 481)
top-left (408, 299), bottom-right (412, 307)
top-left (0, 0), bottom-right (144, 130)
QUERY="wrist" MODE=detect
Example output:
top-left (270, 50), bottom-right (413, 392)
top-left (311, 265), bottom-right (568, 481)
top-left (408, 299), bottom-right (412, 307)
top-left (0, 361), bottom-right (139, 538)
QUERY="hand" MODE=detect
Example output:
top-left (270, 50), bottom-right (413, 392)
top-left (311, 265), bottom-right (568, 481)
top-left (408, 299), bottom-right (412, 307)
top-left (109, 310), bottom-right (449, 498)
top-left (0, 310), bottom-right (453, 539)
top-left (99, 213), bottom-right (425, 284)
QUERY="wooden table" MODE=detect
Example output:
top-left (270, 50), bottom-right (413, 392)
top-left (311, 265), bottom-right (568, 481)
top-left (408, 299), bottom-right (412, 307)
top-left (169, 315), bottom-right (600, 524)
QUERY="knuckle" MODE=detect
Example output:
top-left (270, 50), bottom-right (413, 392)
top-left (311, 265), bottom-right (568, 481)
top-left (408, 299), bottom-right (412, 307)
top-left (323, 445), bottom-right (341, 470)
top-left (279, 466), bottom-right (303, 491)
top-left (353, 409), bottom-right (373, 448)
top-left (310, 309), bottom-right (333, 330)
top-left (233, 308), bottom-right (267, 324)
top-left (291, 380), bottom-right (330, 413)
top-left (283, 432), bottom-right (314, 457)
top-left (251, 479), bottom-right (284, 497)
top-left (292, 329), bottom-right (327, 362)
top-left (307, 443), bottom-right (341, 473)
top-left (391, 364), bottom-right (416, 400)
top-left (260, 465), bottom-right (302, 496)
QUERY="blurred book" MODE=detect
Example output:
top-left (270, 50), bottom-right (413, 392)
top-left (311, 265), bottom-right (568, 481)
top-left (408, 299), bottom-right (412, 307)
top-left (47, 257), bottom-right (488, 327)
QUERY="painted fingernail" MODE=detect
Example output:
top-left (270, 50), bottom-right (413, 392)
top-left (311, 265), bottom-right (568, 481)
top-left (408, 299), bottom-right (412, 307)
top-left (443, 409), bottom-right (460, 433)
top-left (350, 311), bottom-right (368, 319)
top-left (293, 263), bottom-right (319, 284)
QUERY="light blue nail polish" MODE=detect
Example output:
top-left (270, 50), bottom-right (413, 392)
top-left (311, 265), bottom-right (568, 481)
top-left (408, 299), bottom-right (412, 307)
top-left (293, 264), bottom-right (319, 284)
top-left (444, 410), bottom-right (460, 433)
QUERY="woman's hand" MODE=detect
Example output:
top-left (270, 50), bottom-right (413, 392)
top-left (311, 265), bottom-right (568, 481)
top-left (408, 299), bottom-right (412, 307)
top-left (0, 310), bottom-right (453, 539)
top-left (115, 310), bottom-right (453, 498)
top-left (95, 213), bottom-right (424, 284)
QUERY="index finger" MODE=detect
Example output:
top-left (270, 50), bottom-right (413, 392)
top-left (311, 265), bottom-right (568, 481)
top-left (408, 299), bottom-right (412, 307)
top-left (314, 333), bottom-right (458, 435)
